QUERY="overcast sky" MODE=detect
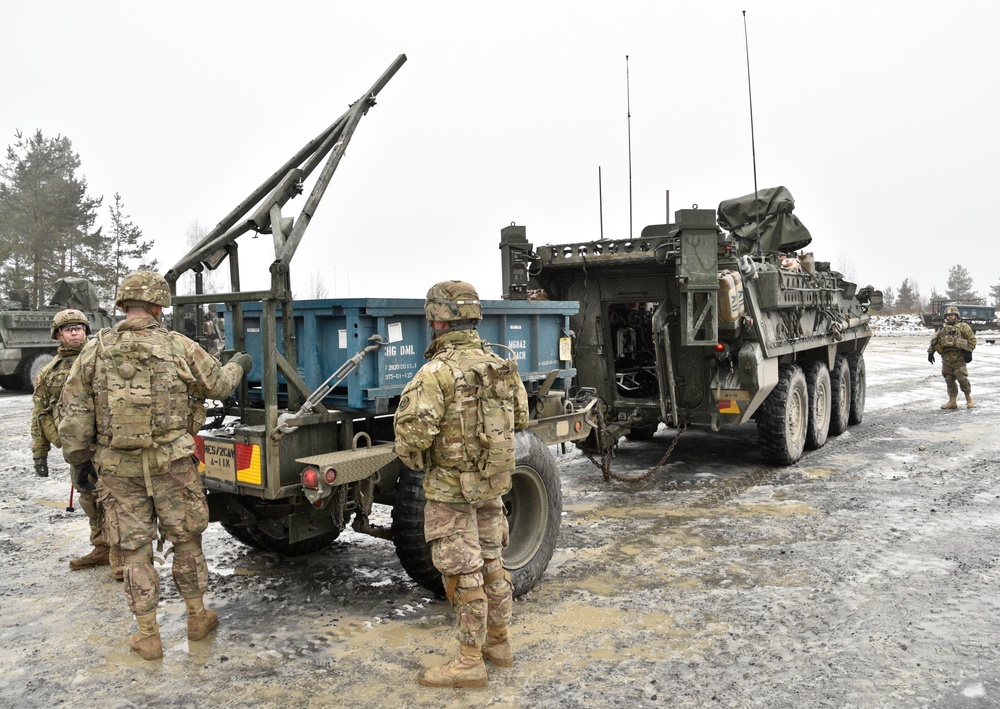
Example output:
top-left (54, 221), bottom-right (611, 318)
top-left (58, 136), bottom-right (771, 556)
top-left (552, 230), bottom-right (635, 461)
top-left (2, 1), bottom-right (998, 303)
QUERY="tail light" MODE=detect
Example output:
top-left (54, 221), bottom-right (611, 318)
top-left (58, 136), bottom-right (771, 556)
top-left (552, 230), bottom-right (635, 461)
top-left (301, 467), bottom-right (320, 490)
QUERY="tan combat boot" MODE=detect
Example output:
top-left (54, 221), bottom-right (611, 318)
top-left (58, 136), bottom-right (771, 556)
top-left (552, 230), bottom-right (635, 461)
top-left (185, 596), bottom-right (219, 641)
top-left (418, 644), bottom-right (488, 688)
top-left (940, 397), bottom-right (958, 410)
top-left (129, 612), bottom-right (163, 661)
top-left (966, 393), bottom-right (975, 409)
top-left (109, 546), bottom-right (125, 581)
top-left (482, 627), bottom-right (513, 667)
top-left (69, 545), bottom-right (110, 570)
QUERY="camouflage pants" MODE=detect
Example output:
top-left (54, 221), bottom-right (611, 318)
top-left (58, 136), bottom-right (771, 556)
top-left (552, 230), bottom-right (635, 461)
top-left (940, 352), bottom-right (972, 397)
top-left (100, 457), bottom-right (210, 615)
top-left (425, 497), bottom-right (512, 647)
top-left (76, 488), bottom-right (107, 550)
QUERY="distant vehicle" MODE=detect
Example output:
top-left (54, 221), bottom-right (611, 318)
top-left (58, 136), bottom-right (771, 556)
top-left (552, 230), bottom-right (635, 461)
top-left (0, 277), bottom-right (114, 391)
top-left (921, 299), bottom-right (997, 332)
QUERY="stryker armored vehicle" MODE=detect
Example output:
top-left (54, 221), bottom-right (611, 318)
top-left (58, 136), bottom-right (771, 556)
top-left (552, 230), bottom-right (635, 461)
top-left (499, 186), bottom-right (883, 466)
top-left (0, 277), bottom-right (113, 391)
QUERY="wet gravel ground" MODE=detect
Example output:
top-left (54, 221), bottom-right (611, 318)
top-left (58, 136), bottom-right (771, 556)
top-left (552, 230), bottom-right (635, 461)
top-left (1, 334), bottom-right (999, 708)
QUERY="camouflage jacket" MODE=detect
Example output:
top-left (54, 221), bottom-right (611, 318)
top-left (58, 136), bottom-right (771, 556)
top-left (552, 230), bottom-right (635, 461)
top-left (928, 321), bottom-right (976, 356)
top-left (58, 316), bottom-right (245, 476)
top-left (30, 343), bottom-right (83, 458)
top-left (393, 329), bottom-right (528, 504)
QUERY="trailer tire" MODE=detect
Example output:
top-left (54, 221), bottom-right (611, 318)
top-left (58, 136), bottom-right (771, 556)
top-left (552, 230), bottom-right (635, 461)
top-left (758, 363), bottom-right (808, 465)
top-left (391, 431), bottom-right (562, 599)
top-left (828, 354), bottom-right (851, 436)
top-left (625, 424), bottom-right (658, 441)
top-left (219, 521), bottom-right (269, 551)
top-left (22, 352), bottom-right (53, 392)
top-left (216, 495), bottom-right (340, 556)
top-left (0, 375), bottom-right (21, 391)
top-left (846, 352), bottom-right (866, 425)
top-left (803, 360), bottom-right (831, 450)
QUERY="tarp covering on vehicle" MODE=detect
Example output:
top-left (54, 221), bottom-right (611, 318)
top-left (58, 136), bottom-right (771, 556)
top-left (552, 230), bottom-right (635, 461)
top-left (717, 186), bottom-right (813, 254)
top-left (48, 277), bottom-right (102, 311)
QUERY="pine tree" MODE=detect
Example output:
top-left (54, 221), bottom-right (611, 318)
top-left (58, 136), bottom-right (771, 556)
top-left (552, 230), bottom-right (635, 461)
top-left (896, 278), bottom-right (917, 313)
top-left (0, 130), bottom-right (102, 307)
top-left (945, 264), bottom-right (976, 302)
top-left (83, 193), bottom-right (157, 305)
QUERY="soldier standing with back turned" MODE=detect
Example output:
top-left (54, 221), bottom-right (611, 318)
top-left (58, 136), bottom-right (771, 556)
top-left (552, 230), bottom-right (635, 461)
top-left (33, 309), bottom-right (125, 579)
top-left (58, 271), bottom-right (252, 660)
top-left (393, 280), bottom-right (528, 689)
top-left (928, 304), bottom-right (976, 409)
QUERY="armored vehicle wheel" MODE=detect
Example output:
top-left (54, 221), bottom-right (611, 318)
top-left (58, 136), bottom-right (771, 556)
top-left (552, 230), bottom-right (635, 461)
top-left (846, 352), bottom-right (866, 425)
top-left (391, 431), bottom-right (562, 599)
top-left (757, 363), bottom-right (808, 465)
top-left (828, 354), bottom-right (851, 436)
top-left (22, 352), bottom-right (53, 391)
top-left (803, 360), bottom-right (831, 450)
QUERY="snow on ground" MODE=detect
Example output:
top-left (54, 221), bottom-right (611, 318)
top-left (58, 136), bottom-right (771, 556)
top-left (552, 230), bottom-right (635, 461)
top-left (869, 312), bottom-right (1000, 339)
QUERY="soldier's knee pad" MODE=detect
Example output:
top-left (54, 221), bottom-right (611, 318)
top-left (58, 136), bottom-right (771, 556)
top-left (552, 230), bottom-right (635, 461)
top-left (482, 558), bottom-right (511, 587)
top-left (123, 543), bottom-right (153, 566)
top-left (447, 572), bottom-right (487, 608)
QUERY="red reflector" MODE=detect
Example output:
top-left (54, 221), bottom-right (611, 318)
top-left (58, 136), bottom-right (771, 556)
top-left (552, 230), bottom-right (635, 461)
top-left (194, 436), bottom-right (205, 464)
top-left (235, 442), bottom-right (254, 470)
top-left (714, 343), bottom-right (726, 352)
top-left (302, 467), bottom-right (320, 489)
top-left (324, 467), bottom-right (337, 484)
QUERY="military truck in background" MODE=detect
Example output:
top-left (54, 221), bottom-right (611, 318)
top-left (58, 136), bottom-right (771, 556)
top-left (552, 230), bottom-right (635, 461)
top-left (500, 186), bottom-right (883, 466)
top-left (921, 298), bottom-right (996, 332)
top-left (0, 277), bottom-right (113, 392)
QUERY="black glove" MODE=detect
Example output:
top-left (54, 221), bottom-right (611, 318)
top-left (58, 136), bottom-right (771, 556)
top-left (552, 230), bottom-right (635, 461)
top-left (33, 456), bottom-right (49, 477)
top-left (927, 352), bottom-right (935, 364)
top-left (963, 350), bottom-right (972, 363)
top-left (73, 461), bottom-right (97, 493)
top-left (230, 352), bottom-right (253, 374)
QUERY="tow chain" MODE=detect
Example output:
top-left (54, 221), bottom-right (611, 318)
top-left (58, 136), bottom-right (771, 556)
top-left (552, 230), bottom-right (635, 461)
top-left (585, 421), bottom-right (687, 483)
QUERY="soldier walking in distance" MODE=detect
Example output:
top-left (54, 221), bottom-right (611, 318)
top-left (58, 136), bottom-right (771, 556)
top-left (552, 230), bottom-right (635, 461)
top-left (32, 309), bottom-right (124, 579)
top-left (928, 304), bottom-right (976, 409)
top-left (394, 280), bottom-right (528, 688)
top-left (58, 271), bottom-right (252, 660)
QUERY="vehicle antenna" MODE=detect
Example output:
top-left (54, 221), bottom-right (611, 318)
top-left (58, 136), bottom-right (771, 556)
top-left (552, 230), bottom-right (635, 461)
top-left (599, 165), bottom-right (605, 240)
top-left (742, 11), bottom-right (762, 256)
top-left (626, 55), bottom-right (633, 240)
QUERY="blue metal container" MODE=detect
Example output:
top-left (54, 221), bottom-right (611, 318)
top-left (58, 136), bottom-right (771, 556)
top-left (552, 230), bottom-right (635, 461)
top-left (222, 298), bottom-right (578, 413)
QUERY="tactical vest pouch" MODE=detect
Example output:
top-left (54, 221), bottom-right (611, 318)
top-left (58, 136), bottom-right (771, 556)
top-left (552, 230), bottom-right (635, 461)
top-left (103, 334), bottom-right (156, 450)
top-left (468, 360), bottom-right (516, 477)
top-left (187, 396), bottom-right (207, 436)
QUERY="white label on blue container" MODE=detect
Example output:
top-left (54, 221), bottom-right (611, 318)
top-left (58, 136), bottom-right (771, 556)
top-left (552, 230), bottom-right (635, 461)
top-left (387, 322), bottom-right (403, 343)
top-left (339, 330), bottom-right (347, 348)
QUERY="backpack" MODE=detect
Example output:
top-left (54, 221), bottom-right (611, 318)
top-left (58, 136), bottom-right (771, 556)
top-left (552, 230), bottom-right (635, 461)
top-left (465, 356), bottom-right (518, 476)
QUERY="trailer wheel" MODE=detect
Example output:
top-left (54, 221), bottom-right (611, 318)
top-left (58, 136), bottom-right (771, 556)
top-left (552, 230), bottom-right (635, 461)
top-left (391, 431), bottom-right (562, 599)
top-left (21, 352), bottom-right (53, 391)
top-left (219, 521), bottom-right (269, 551)
top-left (216, 495), bottom-right (340, 556)
top-left (758, 363), bottom-right (808, 465)
top-left (625, 424), bottom-right (658, 441)
top-left (828, 354), bottom-right (851, 436)
top-left (803, 360), bottom-right (831, 450)
top-left (0, 375), bottom-right (21, 391)
top-left (846, 352), bottom-right (866, 425)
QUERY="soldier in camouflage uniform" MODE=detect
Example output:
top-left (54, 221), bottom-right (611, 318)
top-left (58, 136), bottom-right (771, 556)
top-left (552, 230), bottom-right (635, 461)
top-left (32, 309), bottom-right (125, 579)
top-left (928, 304), bottom-right (976, 409)
top-left (394, 280), bottom-right (528, 689)
top-left (58, 271), bottom-right (252, 661)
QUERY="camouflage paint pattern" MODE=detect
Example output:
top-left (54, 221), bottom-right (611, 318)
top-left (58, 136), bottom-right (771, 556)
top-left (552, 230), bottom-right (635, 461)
top-left (929, 321), bottom-right (976, 396)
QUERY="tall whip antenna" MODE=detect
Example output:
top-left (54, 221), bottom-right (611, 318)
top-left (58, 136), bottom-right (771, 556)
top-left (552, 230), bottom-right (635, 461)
top-left (626, 55), bottom-right (633, 240)
top-left (742, 10), bottom-right (762, 255)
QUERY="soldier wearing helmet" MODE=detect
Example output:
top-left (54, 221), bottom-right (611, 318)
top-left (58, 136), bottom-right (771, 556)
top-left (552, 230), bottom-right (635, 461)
top-left (58, 271), bottom-right (254, 661)
top-left (394, 280), bottom-right (528, 689)
top-left (928, 304), bottom-right (976, 409)
top-left (31, 309), bottom-right (123, 576)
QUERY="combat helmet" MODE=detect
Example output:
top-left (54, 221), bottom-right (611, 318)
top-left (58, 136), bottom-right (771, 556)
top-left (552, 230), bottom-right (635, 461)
top-left (424, 280), bottom-right (482, 326)
top-left (944, 305), bottom-right (960, 317)
top-left (50, 309), bottom-right (91, 339)
top-left (115, 271), bottom-right (172, 311)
